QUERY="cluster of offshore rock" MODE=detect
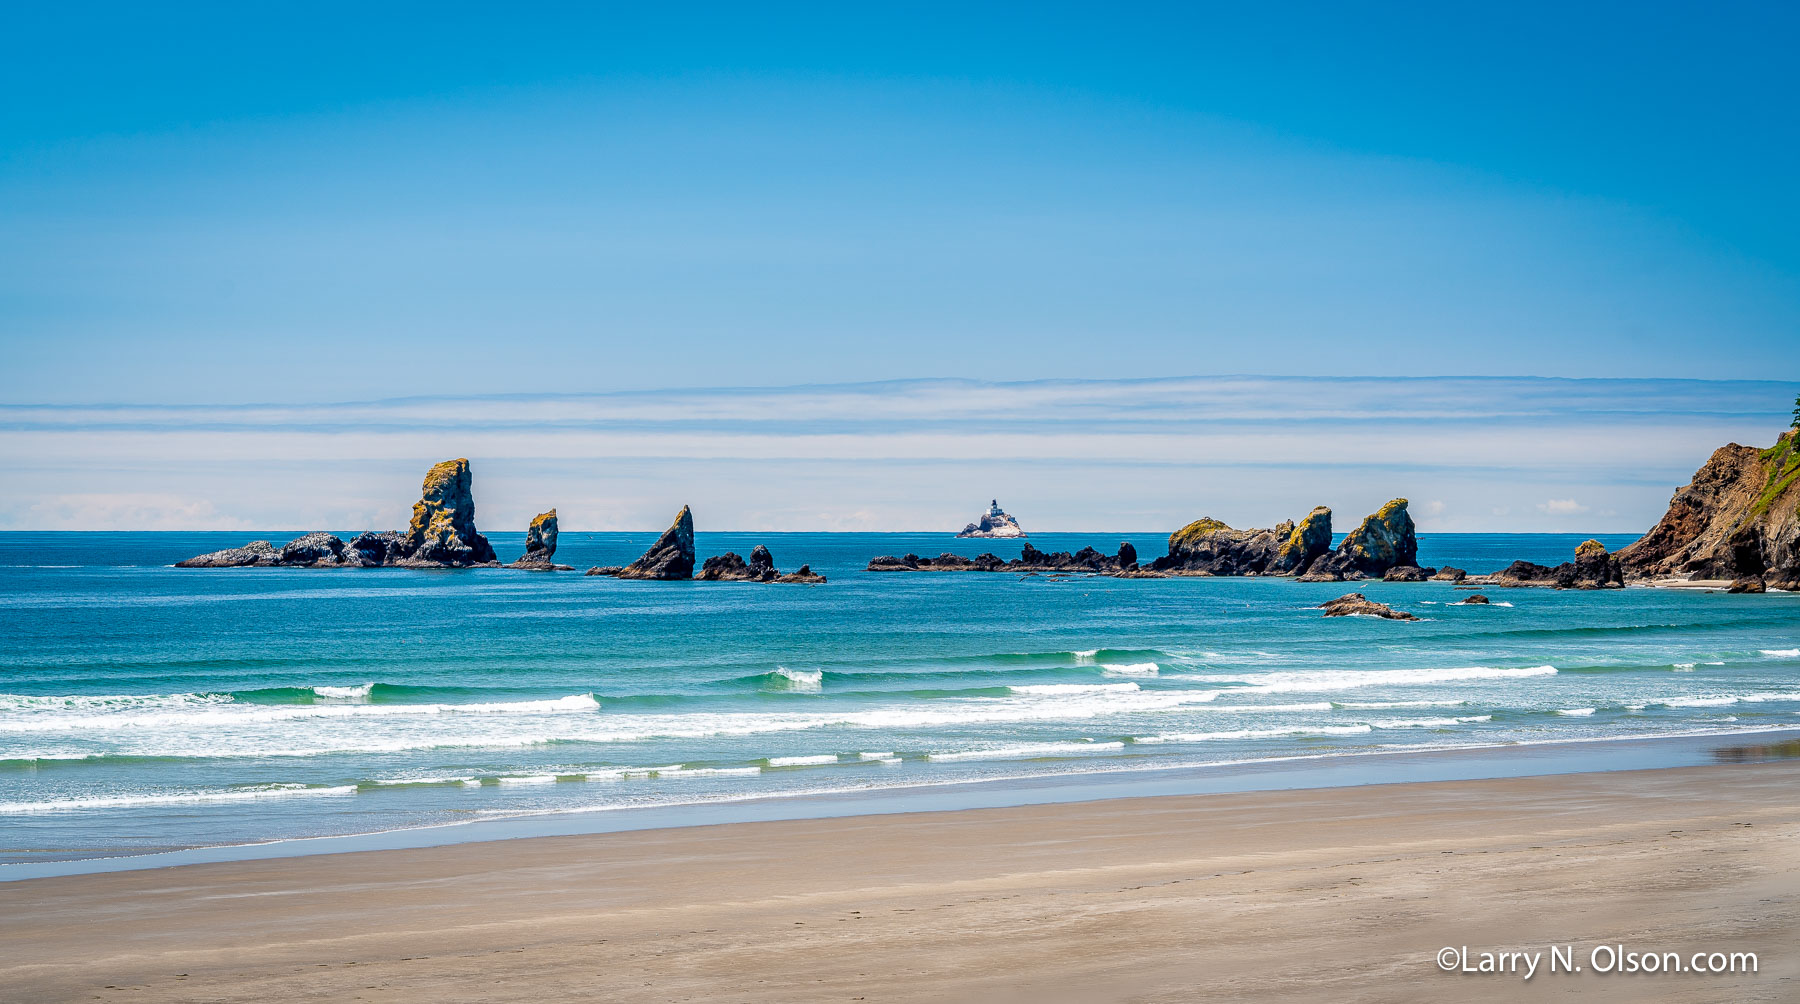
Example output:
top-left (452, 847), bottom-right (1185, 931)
top-left (868, 541), bottom-right (1139, 574)
top-left (583, 506), bottom-right (824, 584)
top-left (869, 496), bottom-right (1631, 591)
top-left (176, 459), bottom-right (529, 569)
top-left (869, 499), bottom-right (1442, 581)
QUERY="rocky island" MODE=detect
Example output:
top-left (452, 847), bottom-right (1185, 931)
top-left (506, 510), bottom-right (572, 570)
top-left (176, 459), bottom-right (522, 569)
top-left (957, 500), bottom-right (1027, 538)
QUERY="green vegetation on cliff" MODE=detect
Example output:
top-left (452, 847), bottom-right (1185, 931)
top-left (1755, 431), bottom-right (1800, 518)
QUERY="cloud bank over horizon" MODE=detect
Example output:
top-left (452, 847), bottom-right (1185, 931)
top-left (2, 375), bottom-right (1793, 535)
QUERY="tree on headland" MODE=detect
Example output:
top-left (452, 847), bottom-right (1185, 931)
top-left (1792, 392), bottom-right (1800, 429)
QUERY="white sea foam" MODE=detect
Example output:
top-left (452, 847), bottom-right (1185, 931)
top-left (1135, 725), bottom-right (1374, 744)
top-left (1100, 662), bottom-right (1159, 677)
top-left (770, 667), bottom-right (823, 691)
top-left (1741, 692), bottom-right (1800, 702)
top-left (1760, 649), bottom-right (1800, 658)
top-left (1181, 665), bottom-right (1557, 694)
top-left (1370, 716), bottom-right (1491, 729)
top-left (0, 784), bottom-right (356, 813)
top-left (1072, 649), bottom-right (1100, 663)
top-left (497, 774), bottom-right (558, 785)
top-left (1659, 696), bottom-right (1738, 708)
top-left (0, 693), bottom-right (602, 733)
top-left (0, 691), bottom-right (232, 712)
top-left (1556, 708), bottom-right (1596, 716)
top-left (663, 766), bottom-right (763, 778)
top-left (1203, 702), bottom-right (1334, 713)
top-left (1334, 699), bottom-right (1467, 709)
top-left (367, 775), bottom-right (479, 786)
top-left (858, 751), bottom-right (895, 760)
top-left (1009, 682), bottom-right (1140, 695)
top-left (767, 754), bottom-right (838, 766)
top-left (312, 683), bottom-right (374, 699)
top-left (927, 741), bottom-right (1125, 762)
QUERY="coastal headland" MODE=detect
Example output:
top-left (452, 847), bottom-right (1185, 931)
top-left (4, 758), bottom-right (1796, 1003)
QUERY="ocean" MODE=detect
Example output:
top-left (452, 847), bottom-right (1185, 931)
top-left (2, 530), bottom-right (1797, 867)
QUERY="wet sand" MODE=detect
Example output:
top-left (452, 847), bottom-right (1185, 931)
top-left (3, 761), bottom-right (1797, 1002)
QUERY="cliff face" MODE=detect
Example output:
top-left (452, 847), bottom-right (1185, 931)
top-left (1618, 431), bottom-right (1800, 587)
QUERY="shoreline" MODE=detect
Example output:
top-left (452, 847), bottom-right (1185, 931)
top-left (4, 758), bottom-right (1796, 1002)
top-left (8, 725), bottom-right (1798, 883)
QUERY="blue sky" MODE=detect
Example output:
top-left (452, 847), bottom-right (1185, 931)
top-left (1, 5), bottom-right (1796, 528)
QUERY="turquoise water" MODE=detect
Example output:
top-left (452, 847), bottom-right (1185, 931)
top-left (3, 531), bottom-right (1798, 865)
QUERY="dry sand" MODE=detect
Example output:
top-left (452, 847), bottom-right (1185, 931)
top-left (4, 762), bottom-right (1797, 1002)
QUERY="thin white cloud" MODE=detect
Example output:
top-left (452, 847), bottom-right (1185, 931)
top-left (0, 376), bottom-right (1791, 532)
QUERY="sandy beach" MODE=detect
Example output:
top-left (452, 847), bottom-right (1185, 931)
top-left (3, 760), bottom-right (1796, 1003)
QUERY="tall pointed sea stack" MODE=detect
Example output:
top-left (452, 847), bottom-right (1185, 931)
top-left (508, 509), bottom-right (569, 570)
top-left (399, 459), bottom-right (497, 566)
top-left (608, 506), bottom-right (696, 580)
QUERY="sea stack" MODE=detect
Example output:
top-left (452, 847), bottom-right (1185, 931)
top-left (508, 509), bottom-right (570, 570)
top-left (597, 506), bottom-right (696, 580)
top-left (1617, 430), bottom-right (1800, 589)
top-left (398, 459), bottom-right (498, 567)
top-left (1148, 506), bottom-right (1332, 576)
top-left (175, 458), bottom-right (499, 569)
top-left (1300, 499), bottom-right (1422, 580)
top-left (958, 500), bottom-right (1027, 538)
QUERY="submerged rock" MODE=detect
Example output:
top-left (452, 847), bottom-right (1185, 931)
top-left (174, 539), bottom-right (280, 568)
top-left (957, 500), bottom-right (1027, 538)
top-left (508, 509), bottom-right (570, 570)
top-left (609, 506), bottom-right (696, 580)
top-left (1320, 592), bottom-right (1419, 621)
top-left (399, 459), bottom-right (498, 567)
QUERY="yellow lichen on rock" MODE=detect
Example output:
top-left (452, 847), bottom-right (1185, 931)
top-left (1168, 517), bottom-right (1231, 553)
